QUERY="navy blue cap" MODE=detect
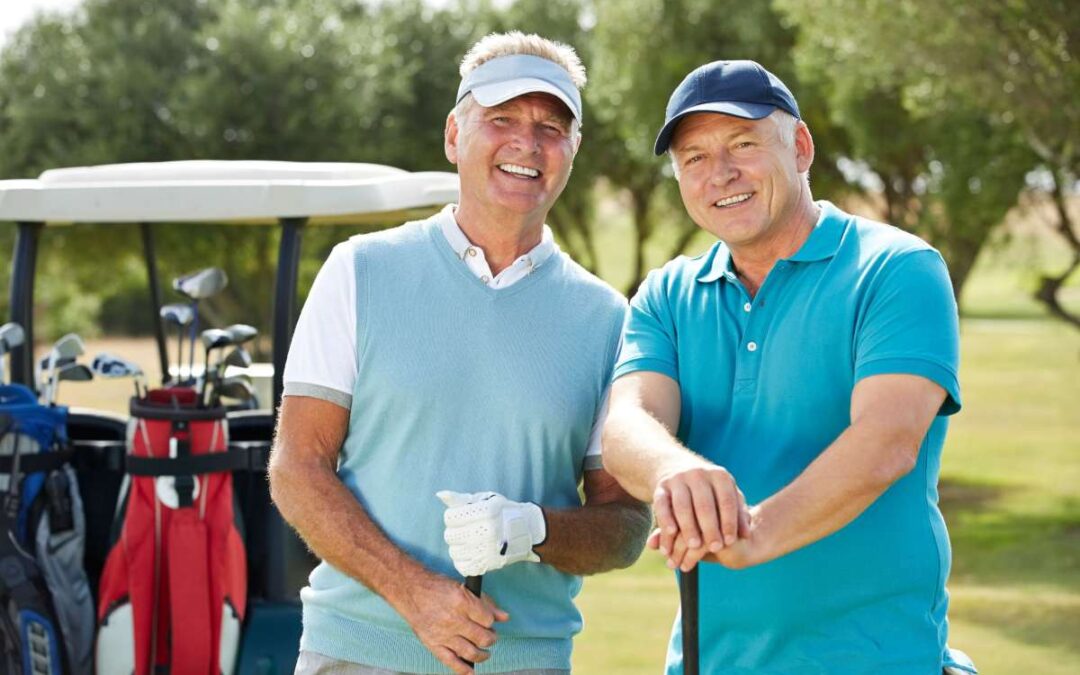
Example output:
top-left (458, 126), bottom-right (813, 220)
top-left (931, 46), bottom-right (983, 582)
top-left (654, 60), bottom-right (800, 155)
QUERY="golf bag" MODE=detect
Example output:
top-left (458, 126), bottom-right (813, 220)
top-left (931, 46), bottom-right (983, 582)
top-left (0, 384), bottom-right (95, 675)
top-left (96, 386), bottom-right (247, 675)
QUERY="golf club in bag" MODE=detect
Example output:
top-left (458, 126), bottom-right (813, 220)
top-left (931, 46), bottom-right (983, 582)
top-left (679, 568), bottom-right (699, 675)
top-left (0, 323), bottom-right (26, 385)
top-left (0, 383), bottom-right (95, 675)
top-left (95, 385), bottom-right (248, 675)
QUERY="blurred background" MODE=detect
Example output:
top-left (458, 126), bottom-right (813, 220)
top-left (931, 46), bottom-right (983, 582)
top-left (0, 0), bottom-right (1076, 672)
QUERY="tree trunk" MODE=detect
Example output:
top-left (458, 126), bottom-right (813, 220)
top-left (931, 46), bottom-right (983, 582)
top-left (1033, 168), bottom-right (1080, 329)
top-left (626, 186), bottom-right (654, 298)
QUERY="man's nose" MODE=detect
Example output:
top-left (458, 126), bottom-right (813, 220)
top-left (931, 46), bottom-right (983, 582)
top-left (510, 125), bottom-right (542, 154)
top-left (709, 154), bottom-right (738, 186)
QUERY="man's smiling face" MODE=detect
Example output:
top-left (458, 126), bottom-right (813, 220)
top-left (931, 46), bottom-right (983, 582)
top-left (446, 92), bottom-right (579, 222)
top-left (670, 111), bottom-right (813, 248)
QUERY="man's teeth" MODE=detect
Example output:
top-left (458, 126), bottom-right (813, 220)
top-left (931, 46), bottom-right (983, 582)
top-left (499, 164), bottom-right (540, 178)
top-left (715, 193), bottom-right (752, 207)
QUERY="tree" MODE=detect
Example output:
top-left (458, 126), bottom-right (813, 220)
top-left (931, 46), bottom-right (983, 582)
top-left (776, 0), bottom-right (1078, 320)
top-left (586, 0), bottom-right (850, 295)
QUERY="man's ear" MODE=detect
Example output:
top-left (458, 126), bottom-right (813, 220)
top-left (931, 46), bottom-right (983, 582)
top-left (794, 121), bottom-right (814, 174)
top-left (444, 111), bottom-right (459, 165)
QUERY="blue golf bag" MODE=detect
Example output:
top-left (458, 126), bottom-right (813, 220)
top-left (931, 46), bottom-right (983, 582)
top-left (0, 384), bottom-right (94, 675)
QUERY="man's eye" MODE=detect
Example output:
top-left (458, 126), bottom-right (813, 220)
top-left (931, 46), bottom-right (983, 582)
top-left (735, 141), bottom-right (754, 149)
top-left (543, 124), bottom-right (565, 136)
top-left (685, 155), bottom-right (704, 165)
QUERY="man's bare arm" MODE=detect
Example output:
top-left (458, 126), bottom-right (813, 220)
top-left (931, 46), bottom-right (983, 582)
top-left (663, 373), bottom-right (947, 570)
top-left (602, 371), bottom-right (749, 566)
top-left (532, 468), bottom-right (652, 575)
top-left (269, 395), bottom-right (505, 674)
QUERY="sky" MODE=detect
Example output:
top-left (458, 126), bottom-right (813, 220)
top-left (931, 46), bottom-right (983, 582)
top-left (0, 0), bottom-right (84, 46)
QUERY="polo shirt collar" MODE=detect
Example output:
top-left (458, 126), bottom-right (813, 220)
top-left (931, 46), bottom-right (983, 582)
top-left (695, 200), bottom-right (846, 283)
top-left (786, 200), bottom-right (846, 263)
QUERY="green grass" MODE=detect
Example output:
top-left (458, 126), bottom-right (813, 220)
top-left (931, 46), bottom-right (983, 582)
top-left (572, 318), bottom-right (1080, 673)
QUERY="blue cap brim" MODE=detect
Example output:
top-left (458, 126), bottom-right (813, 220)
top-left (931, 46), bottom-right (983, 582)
top-left (471, 78), bottom-right (581, 122)
top-left (653, 101), bottom-right (777, 155)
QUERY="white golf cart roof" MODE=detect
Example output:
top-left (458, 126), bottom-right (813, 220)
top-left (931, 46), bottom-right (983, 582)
top-left (0, 160), bottom-right (459, 225)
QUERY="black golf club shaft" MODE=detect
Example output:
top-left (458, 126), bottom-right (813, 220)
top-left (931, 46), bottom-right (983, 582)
top-left (679, 567), bottom-right (699, 675)
top-left (464, 575), bottom-right (483, 668)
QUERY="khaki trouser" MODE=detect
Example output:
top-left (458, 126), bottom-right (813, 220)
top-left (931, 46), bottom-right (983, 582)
top-left (295, 650), bottom-right (570, 675)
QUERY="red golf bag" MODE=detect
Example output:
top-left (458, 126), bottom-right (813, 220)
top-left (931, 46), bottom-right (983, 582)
top-left (96, 387), bottom-right (247, 674)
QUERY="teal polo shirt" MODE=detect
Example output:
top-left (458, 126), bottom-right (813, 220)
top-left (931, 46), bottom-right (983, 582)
top-left (615, 201), bottom-right (967, 674)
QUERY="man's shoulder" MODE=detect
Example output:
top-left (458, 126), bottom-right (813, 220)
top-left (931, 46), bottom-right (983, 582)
top-left (347, 217), bottom-right (434, 253)
top-left (830, 203), bottom-right (936, 258)
top-left (636, 245), bottom-right (723, 299)
top-left (552, 251), bottom-right (628, 311)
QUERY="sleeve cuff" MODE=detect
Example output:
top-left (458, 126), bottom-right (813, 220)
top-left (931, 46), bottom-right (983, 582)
top-left (613, 356), bottom-right (678, 382)
top-left (856, 357), bottom-right (961, 416)
top-left (282, 382), bottom-right (352, 410)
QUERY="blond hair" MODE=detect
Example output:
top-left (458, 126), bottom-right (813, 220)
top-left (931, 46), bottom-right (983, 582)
top-left (459, 31), bottom-right (586, 88)
top-left (454, 32), bottom-right (586, 133)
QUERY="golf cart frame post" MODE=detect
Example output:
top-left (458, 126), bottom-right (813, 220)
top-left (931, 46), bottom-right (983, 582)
top-left (3, 161), bottom-right (458, 603)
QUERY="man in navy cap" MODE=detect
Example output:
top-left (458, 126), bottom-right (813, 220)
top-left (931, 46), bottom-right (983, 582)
top-left (602, 61), bottom-right (976, 674)
top-left (271, 32), bottom-right (649, 675)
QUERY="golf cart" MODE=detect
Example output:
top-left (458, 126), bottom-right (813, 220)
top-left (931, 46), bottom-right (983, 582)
top-left (0, 160), bottom-right (458, 673)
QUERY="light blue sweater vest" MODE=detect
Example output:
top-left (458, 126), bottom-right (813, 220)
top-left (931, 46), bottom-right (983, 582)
top-left (299, 214), bottom-right (626, 673)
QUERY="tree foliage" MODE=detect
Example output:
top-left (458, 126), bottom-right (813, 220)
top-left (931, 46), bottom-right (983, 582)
top-left (776, 0), bottom-right (1077, 315)
top-left (1, 0), bottom-right (1075, 338)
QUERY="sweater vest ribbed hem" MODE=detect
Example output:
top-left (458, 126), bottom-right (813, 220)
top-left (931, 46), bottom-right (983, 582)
top-left (301, 605), bottom-right (572, 673)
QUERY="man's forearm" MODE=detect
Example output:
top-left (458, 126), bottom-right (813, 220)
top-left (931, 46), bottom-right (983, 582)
top-left (534, 500), bottom-right (652, 575)
top-left (269, 455), bottom-right (430, 613)
top-left (602, 403), bottom-right (702, 501)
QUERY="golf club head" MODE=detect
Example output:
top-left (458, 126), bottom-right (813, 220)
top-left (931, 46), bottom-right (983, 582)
top-left (223, 347), bottom-right (252, 369)
top-left (224, 324), bottom-right (257, 346)
top-left (216, 376), bottom-right (255, 401)
top-left (200, 328), bottom-right (235, 351)
top-left (39, 354), bottom-right (77, 372)
top-left (173, 268), bottom-right (228, 300)
top-left (56, 362), bottom-right (94, 383)
top-left (0, 323), bottom-right (25, 353)
top-left (52, 333), bottom-right (86, 361)
top-left (91, 353), bottom-right (144, 379)
top-left (159, 303), bottom-right (195, 326)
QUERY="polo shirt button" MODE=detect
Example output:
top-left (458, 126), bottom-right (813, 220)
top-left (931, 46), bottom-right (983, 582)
top-left (466, 247), bottom-right (478, 257)
top-left (747, 341), bottom-right (758, 352)
top-left (481, 275), bottom-right (490, 284)
top-left (743, 302), bottom-right (752, 312)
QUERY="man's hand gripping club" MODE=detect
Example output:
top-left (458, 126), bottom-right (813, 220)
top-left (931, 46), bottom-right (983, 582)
top-left (438, 490), bottom-right (547, 577)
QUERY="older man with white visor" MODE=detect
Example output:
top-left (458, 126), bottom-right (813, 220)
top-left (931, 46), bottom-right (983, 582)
top-left (270, 32), bottom-right (650, 675)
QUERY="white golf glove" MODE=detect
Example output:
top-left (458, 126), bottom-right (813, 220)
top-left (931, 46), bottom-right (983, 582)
top-left (437, 490), bottom-right (547, 577)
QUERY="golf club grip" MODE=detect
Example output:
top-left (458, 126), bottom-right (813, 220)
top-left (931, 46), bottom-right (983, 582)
top-left (679, 567), bottom-right (699, 675)
top-left (465, 575), bottom-right (483, 597)
top-left (463, 575), bottom-right (483, 667)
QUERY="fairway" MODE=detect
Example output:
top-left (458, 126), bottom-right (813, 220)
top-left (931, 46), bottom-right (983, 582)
top-left (571, 316), bottom-right (1080, 674)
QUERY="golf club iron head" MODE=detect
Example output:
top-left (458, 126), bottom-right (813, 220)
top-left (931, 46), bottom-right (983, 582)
top-left (92, 353), bottom-right (147, 398)
top-left (40, 333), bottom-right (86, 402)
top-left (213, 376), bottom-right (255, 403)
top-left (172, 268), bottom-right (228, 300)
top-left (49, 362), bottom-right (94, 405)
top-left (0, 323), bottom-right (25, 353)
top-left (223, 347), bottom-right (252, 369)
top-left (0, 322), bottom-right (24, 384)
